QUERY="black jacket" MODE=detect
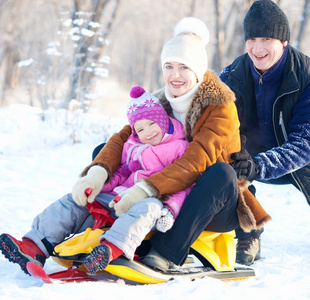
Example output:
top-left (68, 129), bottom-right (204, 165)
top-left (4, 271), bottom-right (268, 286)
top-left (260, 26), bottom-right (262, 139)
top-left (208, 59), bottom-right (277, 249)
top-left (222, 45), bottom-right (310, 205)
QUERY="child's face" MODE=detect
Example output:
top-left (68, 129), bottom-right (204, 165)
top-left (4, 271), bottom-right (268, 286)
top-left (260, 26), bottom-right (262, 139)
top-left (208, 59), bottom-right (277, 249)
top-left (163, 61), bottom-right (197, 97)
top-left (134, 119), bottom-right (163, 145)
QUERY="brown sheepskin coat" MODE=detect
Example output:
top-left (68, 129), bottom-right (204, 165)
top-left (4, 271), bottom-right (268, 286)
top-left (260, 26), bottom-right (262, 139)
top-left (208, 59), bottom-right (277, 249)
top-left (83, 70), bottom-right (271, 232)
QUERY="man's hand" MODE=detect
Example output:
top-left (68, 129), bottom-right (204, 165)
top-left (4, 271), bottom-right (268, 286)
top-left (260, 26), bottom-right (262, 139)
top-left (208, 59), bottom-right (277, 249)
top-left (230, 136), bottom-right (260, 181)
top-left (72, 166), bottom-right (108, 206)
top-left (109, 184), bottom-right (148, 216)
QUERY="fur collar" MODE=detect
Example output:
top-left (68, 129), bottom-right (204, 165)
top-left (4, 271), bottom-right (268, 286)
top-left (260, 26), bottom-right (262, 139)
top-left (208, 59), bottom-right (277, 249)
top-left (154, 70), bottom-right (236, 141)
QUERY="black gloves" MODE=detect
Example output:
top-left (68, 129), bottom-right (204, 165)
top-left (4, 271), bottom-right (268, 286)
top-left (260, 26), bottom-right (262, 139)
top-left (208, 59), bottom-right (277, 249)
top-left (230, 136), bottom-right (260, 182)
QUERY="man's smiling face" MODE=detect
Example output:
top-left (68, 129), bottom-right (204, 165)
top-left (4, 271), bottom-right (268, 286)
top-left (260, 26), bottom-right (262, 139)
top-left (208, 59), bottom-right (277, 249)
top-left (246, 37), bottom-right (288, 74)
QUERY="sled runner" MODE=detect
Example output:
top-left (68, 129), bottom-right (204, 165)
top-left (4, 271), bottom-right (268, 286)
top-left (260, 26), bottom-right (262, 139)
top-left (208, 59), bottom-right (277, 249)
top-left (27, 189), bottom-right (255, 284)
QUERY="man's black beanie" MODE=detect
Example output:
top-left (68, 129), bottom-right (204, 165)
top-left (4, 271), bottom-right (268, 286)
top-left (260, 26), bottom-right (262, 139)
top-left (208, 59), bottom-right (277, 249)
top-left (243, 0), bottom-right (290, 42)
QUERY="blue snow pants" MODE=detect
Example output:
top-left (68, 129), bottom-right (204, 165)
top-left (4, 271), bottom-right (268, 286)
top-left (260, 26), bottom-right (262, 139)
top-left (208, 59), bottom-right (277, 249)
top-left (24, 193), bottom-right (162, 260)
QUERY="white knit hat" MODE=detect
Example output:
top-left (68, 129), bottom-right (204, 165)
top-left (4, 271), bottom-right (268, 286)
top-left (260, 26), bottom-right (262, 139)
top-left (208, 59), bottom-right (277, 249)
top-left (161, 17), bottom-right (209, 81)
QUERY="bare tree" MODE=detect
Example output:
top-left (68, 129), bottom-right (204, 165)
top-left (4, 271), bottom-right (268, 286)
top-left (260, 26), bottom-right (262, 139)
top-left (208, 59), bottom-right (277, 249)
top-left (67, 0), bottom-right (121, 110)
top-left (295, 0), bottom-right (310, 49)
top-left (212, 0), bottom-right (223, 72)
top-left (0, 2), bottom-right (21, 105)
top-left (189, 0), bottom-right (198, 16)
top-left (211, 0), bottom-right (250, 72)
top-left (0, 0), bottom-right (121, 114)
top-left (1, 0), bottom-right (310, 112)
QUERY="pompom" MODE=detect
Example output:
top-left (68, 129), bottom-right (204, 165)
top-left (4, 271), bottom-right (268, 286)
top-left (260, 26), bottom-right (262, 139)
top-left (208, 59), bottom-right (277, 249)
top-left (130, 86), bottom-right (145, 98)
top-left (174, 17), bottom-right (210, 46)
top-left (128, 160), bottom-right (141, 172)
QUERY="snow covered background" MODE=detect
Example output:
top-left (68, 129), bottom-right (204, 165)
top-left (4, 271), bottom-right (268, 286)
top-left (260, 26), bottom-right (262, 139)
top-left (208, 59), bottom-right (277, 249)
top-left (1, 104), bottom-right (310, 300)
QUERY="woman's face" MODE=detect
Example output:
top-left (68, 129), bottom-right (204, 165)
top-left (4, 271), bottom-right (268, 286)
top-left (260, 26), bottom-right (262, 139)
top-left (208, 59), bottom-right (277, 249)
top-left (163, 62), bottom-right (197, 97)
top-left (246, 38), bottom-right (288, 74)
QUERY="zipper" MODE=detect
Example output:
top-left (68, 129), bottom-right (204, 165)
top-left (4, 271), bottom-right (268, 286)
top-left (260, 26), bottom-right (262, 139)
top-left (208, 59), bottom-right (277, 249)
top-left (258, 75), bottom-right (263, 95)
top-left (272, 88), bottom-right (301, 191)
top-left (272, 89), bottom-right (298, 146)
top-left (278, 111), bottom-right (288, 141)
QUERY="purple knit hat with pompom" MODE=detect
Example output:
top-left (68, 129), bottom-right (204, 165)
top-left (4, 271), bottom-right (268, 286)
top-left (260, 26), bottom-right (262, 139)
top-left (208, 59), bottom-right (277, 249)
top-left (127, 86), bottom-right (170, 137)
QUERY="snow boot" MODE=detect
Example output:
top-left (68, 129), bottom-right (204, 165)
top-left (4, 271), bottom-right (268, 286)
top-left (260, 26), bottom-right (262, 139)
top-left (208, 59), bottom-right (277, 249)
top-left (141, 247), bottom-right (179, 272)
top-left (236, 236), bottom-right (261, 266)
top-left (83, 240), bottom-right (123, 274)
top-left (0, 233), bottom-right (46, 275)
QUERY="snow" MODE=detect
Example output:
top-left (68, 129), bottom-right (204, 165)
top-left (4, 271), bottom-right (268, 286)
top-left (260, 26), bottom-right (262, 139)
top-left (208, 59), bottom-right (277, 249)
top-left (1, 104), bottom-right (310, 300)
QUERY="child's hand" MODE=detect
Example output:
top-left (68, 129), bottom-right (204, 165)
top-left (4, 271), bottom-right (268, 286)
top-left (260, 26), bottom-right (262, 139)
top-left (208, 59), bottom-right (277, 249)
top-left (109, 184), bottom-right (148, 216)
top-left (156, 208), bottom-right (174, 232)
top-left (72, 166), bottom-right (108, 206)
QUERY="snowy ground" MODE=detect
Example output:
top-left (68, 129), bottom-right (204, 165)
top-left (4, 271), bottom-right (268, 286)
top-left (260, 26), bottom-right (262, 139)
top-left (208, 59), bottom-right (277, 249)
top-left (0, 104), bottom-right (310, 300)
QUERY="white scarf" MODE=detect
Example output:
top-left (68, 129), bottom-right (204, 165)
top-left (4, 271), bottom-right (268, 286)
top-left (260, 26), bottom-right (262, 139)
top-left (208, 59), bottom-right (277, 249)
top-left (164, 81), bottom-right (202, 127)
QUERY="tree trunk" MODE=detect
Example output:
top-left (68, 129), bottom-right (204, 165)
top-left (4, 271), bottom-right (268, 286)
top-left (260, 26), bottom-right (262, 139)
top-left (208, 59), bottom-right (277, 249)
top-left (295, 0), bottom-right (310, 50)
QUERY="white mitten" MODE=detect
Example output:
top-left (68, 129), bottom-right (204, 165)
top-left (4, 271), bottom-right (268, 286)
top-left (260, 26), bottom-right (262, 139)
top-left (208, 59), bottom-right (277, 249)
top-left (156, 208), bottom-right (174, 232)
top-left (72, 166), bottom-right (108, 206)
top-left (109, 182), bottom-right (150, 216)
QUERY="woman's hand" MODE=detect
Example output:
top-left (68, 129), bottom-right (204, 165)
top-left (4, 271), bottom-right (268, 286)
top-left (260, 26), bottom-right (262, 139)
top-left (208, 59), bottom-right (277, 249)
top-left (109, 184), bottom-right (148, 216)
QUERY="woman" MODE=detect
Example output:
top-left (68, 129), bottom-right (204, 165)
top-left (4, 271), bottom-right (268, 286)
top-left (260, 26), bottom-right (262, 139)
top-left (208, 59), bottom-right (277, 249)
top-left (74, 17), bottom-right (271, 272)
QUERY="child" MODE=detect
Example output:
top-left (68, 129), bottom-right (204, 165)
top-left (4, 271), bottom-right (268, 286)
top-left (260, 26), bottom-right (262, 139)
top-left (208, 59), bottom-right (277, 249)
top-left (82, 85), bottom-right (191, 274)
top-left (0, 86), bottom-right (190, 275)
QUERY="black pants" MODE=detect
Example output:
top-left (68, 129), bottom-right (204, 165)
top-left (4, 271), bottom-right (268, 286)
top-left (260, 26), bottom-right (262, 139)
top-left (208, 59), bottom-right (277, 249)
top-left (92, 143), bottom-right (105, 160)
top-left (150, 162), bottom-right (240, 265)
top-left (92, 145), bottom-right (239, 265)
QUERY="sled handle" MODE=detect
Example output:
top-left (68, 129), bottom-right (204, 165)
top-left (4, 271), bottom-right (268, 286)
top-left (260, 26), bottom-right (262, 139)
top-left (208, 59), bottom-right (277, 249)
top-left (113, 195), bottom-right (121, 203)
top-left (85, 189), bottom-right (116, 229)
top-left (85, 188), bottom-right (92, 197)
top-left (85, 188), bottom-right (120, 204)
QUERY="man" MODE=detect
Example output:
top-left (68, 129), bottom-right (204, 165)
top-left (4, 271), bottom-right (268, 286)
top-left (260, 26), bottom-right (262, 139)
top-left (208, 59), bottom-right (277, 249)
top-left (220, 0), bottom-right (310, 266)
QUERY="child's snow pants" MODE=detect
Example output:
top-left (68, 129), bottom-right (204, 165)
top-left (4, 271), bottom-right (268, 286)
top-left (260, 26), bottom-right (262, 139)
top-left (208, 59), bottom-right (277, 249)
top-left (25, 193), bottom-right (162, 260)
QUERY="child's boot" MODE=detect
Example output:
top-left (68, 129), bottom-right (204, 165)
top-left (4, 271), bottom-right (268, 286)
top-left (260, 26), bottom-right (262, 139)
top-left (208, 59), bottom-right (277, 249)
top-left (0, 233), bottom-right (46, 274)
top-left (83, 240), bottom-right (123, 274)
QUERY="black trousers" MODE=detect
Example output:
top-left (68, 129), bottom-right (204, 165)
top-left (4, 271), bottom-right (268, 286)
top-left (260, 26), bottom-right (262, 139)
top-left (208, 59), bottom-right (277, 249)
top-left (150, 162), bottom-right (240, 265)
top-left (92, 145), bottom-right (239, 265)
top-left (92, 143), bottom-right (105, 160)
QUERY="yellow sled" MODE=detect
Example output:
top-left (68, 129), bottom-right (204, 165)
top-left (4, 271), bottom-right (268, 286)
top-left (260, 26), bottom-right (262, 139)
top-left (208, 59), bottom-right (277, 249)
top-left (50, 199), bottom-right (255, 284)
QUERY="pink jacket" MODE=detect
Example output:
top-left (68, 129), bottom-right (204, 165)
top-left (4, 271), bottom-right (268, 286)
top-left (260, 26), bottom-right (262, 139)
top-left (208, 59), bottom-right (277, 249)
top-left (101, 117), bottom-right (191, 218)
